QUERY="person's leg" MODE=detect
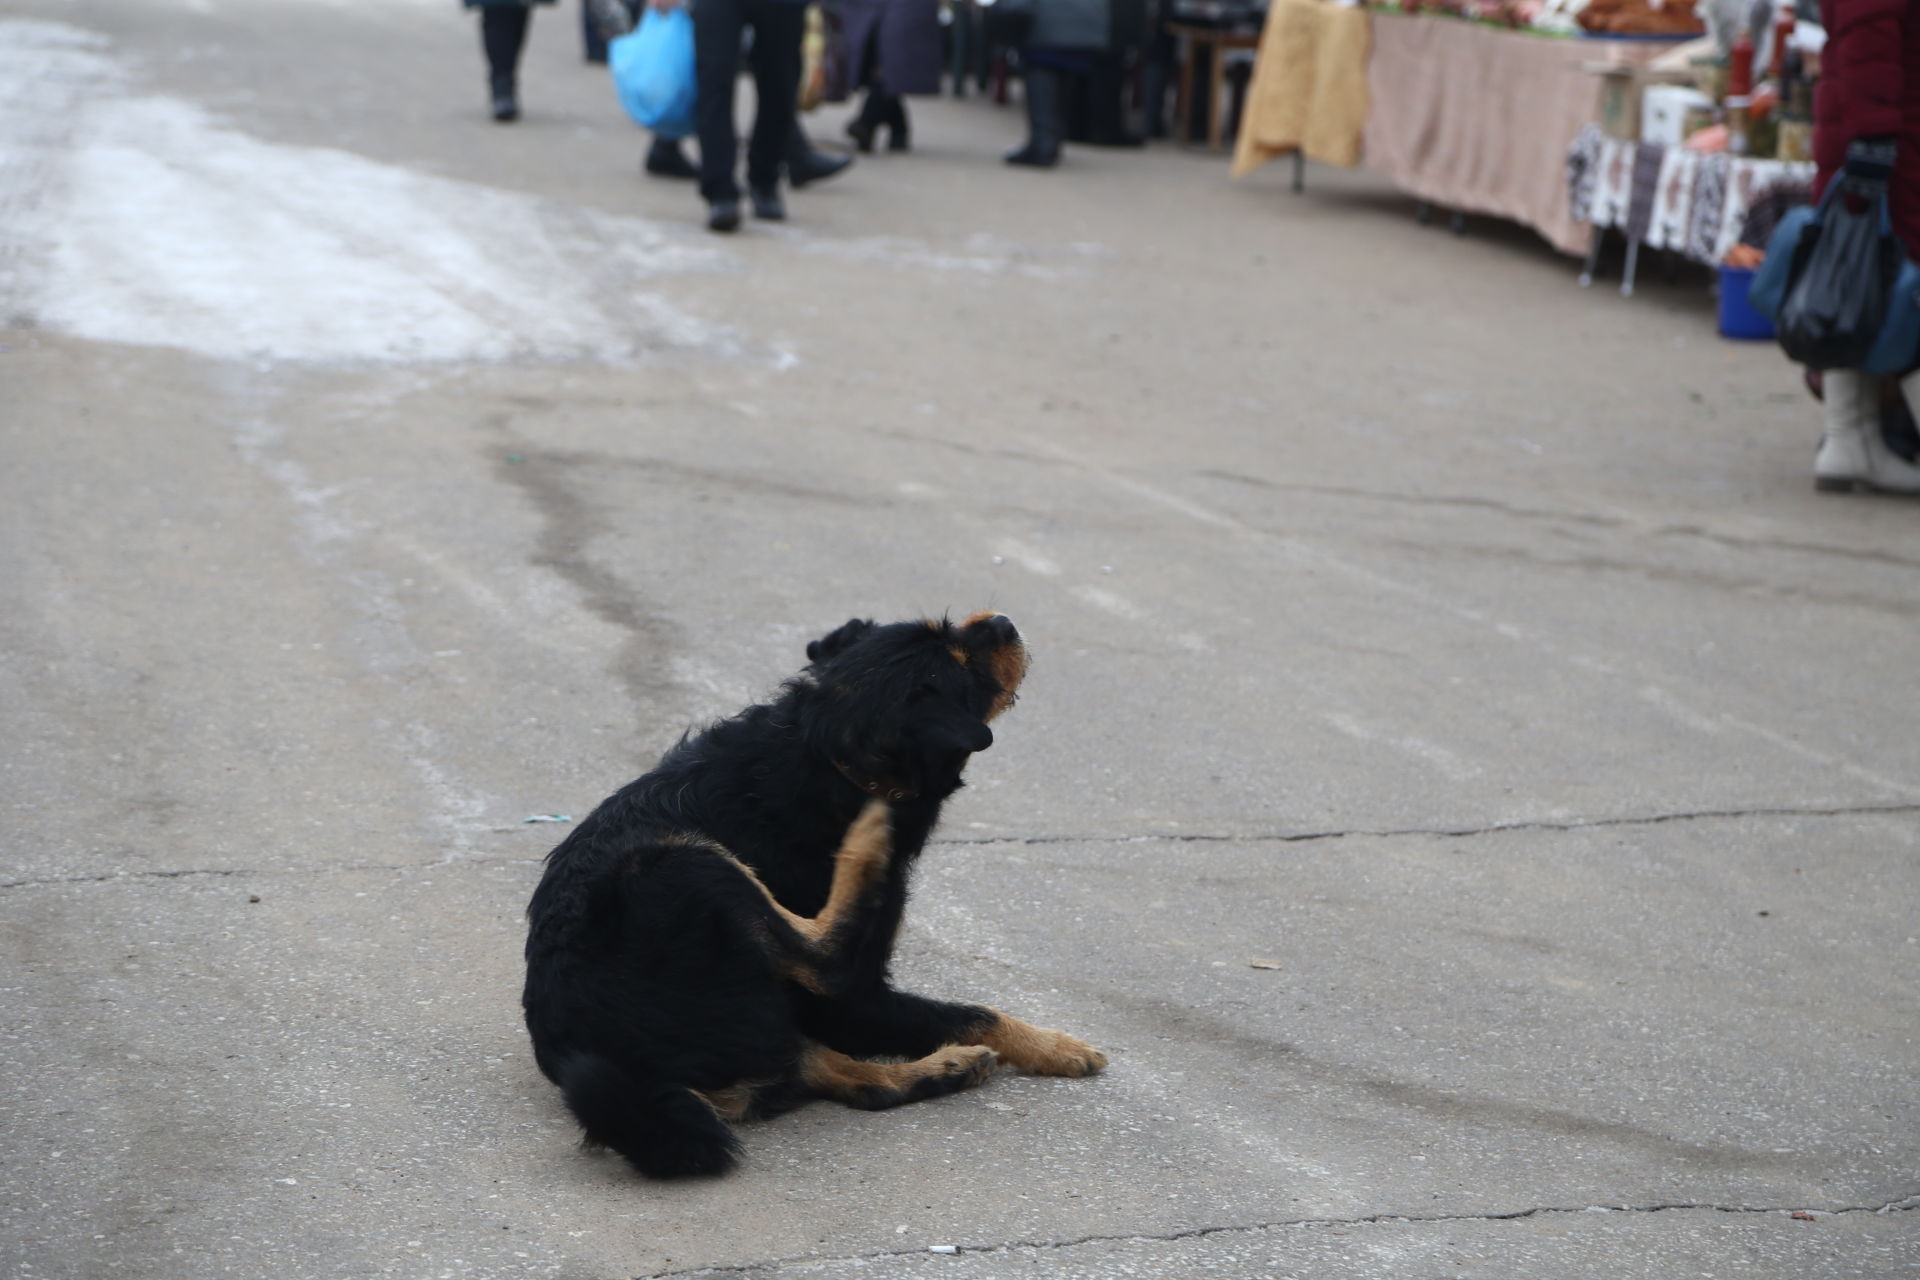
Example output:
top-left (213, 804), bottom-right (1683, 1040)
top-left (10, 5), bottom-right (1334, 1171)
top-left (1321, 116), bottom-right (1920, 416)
top-left (1818, 370), bottom-right (1920, 493)
top-left (1005, 61), bottom-right (1062, 166)
top-left (846, 82), bottom-right (889, 151)
top-left (745, 0), bottom-right (806, 204)
top-left (645, 134), bottom-right (701, 179)
top-left (881, 86), bottom-right (909, 150)
top-left (481, 5), bottom-right (533, 120)
top-left (582, 0), bottom-right (608, 61)
top-left (693, 0), bottom-right (750, 210)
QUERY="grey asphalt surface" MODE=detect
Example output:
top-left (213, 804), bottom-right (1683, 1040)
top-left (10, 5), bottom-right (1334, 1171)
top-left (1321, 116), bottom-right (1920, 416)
top-left (3, 1), bottom-right (1917, 1277)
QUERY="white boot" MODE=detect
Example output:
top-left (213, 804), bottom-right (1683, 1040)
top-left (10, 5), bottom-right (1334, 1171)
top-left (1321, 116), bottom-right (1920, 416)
top-left (1815, 369), bottom-right (1920, 493)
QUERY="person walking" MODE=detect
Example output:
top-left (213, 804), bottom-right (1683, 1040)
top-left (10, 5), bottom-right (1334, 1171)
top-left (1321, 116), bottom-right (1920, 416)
top-left (465, 0), bottom-right (559, 122)
top-left (591, 0), bottom-right (850, 190)
top-left (653, 0), bottom-right (807, 231)
top-left (1809, 0), bottom-right (1920, 493)
top-left (837, 0), bottom-right (943, 153)
top-left (1003, 0), bottom-right (1112, 167)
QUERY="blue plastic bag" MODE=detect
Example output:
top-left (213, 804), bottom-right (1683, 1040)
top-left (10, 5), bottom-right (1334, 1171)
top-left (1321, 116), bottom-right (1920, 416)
top-left (1751, 196), bottom-right (1920, 375)
top-left (610, 8), bottom-right (697, 140)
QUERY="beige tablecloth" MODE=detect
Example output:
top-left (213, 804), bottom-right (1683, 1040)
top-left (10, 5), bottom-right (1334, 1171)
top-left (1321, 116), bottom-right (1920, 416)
top-left (1231, 0), bottom-right (1372, 175)
top-left (1236, 9), bottom-right (1664, 257)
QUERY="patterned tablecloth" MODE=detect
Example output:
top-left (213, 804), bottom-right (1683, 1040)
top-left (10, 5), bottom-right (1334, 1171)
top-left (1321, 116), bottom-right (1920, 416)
top-left (1566, 124), bottom-right (1816, 265)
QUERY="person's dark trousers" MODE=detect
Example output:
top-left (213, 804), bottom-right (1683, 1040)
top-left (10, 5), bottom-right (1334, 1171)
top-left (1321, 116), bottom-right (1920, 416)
top-left (693, 0), bottom-right (806, 203)
top-left (481, 6), bottom-right (532, 92)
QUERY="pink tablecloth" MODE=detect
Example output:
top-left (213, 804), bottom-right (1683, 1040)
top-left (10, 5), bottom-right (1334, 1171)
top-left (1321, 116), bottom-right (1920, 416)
top-left (1362, 15), bottom-right (1662, 256)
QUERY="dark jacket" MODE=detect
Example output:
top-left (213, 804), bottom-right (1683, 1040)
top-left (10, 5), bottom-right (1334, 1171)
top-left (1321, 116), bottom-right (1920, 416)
top-left (1813, 0), bottom-right (1920, 255)
top-left (1022, 0), bottom-right (1110, 49)
top-left (835, 0), bottom-right (944, 94)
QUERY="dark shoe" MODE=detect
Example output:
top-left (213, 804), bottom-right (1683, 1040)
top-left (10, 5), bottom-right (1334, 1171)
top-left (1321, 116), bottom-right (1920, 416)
top-left (749, 185), bottom-right (786, 221)
top-left (706, 199), bottom-right (742, 232)
top-left (787, 126), bottom-right (853, 188)
top-left (644, 139), bottom-right (700, 180)
top-left (789, 149), bottom-right (852, 187)
top-left (490, 75), bottom-right (519, 123)
top-left (846, 89), bottom-right (888, 153)
top-left (1003, 142), bottom-right (1059, 167)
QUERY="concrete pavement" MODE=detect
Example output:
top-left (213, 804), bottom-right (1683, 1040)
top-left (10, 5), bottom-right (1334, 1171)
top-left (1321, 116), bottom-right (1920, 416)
top-left (2, 1), bottom-right (1916, 1276)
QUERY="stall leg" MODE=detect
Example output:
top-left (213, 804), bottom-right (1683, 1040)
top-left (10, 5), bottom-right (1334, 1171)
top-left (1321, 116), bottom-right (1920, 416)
top-left (1291, 149), bottom-right (1304, 193)
top-left (1621, 238), bottom-right (1641, 298)
top-left (1579, 227), bottom-right (1604, 288)
top-left (1450, 211), bottom-right (1466, 235)
top-left (1416, 201), bottom-right (1432, 225)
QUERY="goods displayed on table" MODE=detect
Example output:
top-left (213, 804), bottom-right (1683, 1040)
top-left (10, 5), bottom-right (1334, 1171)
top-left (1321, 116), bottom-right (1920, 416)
top-left (1563, 0), bottom-right (1823, 330)
top-left (1574, 0), bottom-right (1703, 37)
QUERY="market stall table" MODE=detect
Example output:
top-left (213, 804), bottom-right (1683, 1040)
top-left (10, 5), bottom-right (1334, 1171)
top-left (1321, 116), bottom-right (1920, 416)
top-left (1235, 4), bottom-right (1669, 256)
top-left (1566, 124), bottom-right (1815, 295)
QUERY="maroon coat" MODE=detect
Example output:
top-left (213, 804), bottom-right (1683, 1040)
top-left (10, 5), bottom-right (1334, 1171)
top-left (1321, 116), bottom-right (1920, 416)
top-left (1813, 0), bottom-right (1920, 256)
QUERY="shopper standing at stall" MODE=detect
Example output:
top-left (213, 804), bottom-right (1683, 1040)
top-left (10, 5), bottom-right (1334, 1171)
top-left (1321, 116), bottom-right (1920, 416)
top-left (1808, 0), bottom-right (1920, 492)
top-left (1003, 0), bottom-right (1113, 167)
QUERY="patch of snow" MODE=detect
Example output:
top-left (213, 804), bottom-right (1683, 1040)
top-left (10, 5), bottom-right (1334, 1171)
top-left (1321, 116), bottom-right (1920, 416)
top-left (0, 18), bottom-right (737, 365)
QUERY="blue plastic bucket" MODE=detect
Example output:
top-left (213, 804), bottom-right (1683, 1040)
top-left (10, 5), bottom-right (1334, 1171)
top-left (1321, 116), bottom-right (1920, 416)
top-left (1718, 265), bottom-right (1775, 341)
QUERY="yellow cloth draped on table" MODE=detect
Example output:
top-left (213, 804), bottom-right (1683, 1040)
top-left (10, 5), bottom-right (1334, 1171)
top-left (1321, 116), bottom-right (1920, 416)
top-left (1231, 0), bottom-right (1372, 178)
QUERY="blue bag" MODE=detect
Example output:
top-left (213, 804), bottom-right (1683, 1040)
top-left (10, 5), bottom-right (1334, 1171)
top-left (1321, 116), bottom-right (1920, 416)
top-left (1748, 205), bottom-right (1815, 320)
top-left (610, 8), bottom-right (697, 140)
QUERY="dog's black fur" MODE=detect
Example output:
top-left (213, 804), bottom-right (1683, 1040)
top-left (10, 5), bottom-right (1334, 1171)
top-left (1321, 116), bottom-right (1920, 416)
top-left (522, 612), bottom-right (1105, 1178)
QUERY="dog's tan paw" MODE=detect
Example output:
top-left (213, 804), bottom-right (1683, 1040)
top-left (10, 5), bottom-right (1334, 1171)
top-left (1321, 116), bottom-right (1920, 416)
top-left (982, 1014), bottom-right (1107, 1077)
top-left (1030, 1031), bottom-right (1106, 1078)
top-left (938, 1044), bottom-right (1001, 1085)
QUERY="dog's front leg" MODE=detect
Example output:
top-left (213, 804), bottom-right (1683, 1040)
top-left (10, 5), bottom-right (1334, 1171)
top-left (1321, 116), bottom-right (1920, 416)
top-left (963, 1007), bottom-right (1106, 1077)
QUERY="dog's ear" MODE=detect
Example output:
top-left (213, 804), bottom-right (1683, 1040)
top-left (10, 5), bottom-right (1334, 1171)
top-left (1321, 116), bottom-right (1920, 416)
top-left (807, 618), bottom-right (875, 665)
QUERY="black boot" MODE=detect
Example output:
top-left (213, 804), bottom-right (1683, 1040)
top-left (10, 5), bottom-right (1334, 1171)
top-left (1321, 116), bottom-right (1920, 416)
top-left (644, 136), bottom-right (700, 180)
top-left (845, 89), bottom-right (888, 153)
top-left (1004, 68), bottom-right (1060, 166)
top-left (786, 124), bottom-right (853, 187)
top-left (749, 183), bottom-right (787, 220)
top-left (490, 73), bottom-right (520, 123)
top-left (883, 94), bottom-right (911, 151)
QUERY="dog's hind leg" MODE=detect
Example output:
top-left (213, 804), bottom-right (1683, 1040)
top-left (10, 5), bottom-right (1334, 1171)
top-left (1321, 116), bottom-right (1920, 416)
top-left (798, 1041), bottom-right (999, 1110)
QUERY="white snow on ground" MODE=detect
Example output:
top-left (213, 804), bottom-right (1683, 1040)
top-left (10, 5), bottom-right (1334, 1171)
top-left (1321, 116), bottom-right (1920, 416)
top-left (0, 18), bottom-right (737, 365)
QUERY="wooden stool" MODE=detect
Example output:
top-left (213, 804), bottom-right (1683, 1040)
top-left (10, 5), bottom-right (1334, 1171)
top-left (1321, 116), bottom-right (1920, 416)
top-left (1168, 22), bottom-right (1261, 151)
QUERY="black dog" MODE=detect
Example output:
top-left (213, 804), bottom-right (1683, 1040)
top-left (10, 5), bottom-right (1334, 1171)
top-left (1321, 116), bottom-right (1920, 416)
top-left (522, 612), bottom-right (1105, 1177)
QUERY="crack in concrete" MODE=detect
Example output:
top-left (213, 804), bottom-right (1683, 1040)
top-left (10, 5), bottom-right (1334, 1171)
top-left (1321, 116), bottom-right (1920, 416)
top-left (1189, 469), bottom-right (1920, 573)
top-left (6, 800), bottom-right (1919, 892)
top-left (0, 855), bottom-right (532, 892)
top-left (631, 1195), bottom-right (1920, 1277)
top-left (936, 801), bottom-right (1920, 849)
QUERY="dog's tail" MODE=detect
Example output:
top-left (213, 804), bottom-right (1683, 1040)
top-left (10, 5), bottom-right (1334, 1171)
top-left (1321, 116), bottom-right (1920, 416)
top-left (556, 1053), bottom-right (742, 1178)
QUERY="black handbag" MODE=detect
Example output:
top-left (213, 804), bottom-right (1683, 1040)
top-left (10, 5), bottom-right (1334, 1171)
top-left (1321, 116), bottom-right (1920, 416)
top-left (1776, 139), bottom-right (1902, 370)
